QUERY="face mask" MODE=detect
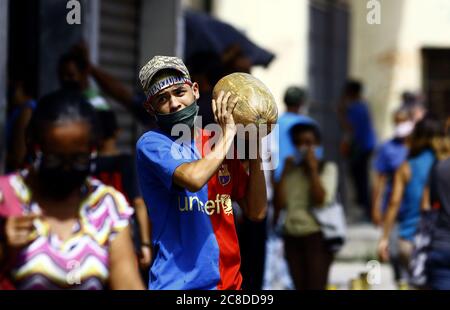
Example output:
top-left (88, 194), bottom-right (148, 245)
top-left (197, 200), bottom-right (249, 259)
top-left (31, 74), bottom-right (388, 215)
top-left (294, 146), bottom-right (324, 164)
top-left (155, 101), bottom-right (199, 134)
top-left (394, 121), bottom-right (414, 139)
top-left (35, 152), bottom-right (90, 199)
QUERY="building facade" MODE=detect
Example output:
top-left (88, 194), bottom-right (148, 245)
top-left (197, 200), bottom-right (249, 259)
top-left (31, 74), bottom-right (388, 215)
top-left (0, 0), bottom-right (182, 171)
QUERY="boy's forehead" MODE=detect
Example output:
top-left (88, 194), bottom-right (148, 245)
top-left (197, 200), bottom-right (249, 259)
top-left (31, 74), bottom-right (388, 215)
top-left (155, 83), bottom-right (189, 96)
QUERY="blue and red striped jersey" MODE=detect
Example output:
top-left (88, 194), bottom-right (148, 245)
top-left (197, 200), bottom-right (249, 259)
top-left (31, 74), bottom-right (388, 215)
top-left (136, 128), bottom-right (248, 290)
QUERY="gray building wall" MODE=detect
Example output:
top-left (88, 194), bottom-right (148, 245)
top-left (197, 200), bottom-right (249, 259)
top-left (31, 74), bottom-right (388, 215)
top-left (139, 0), bottom-right (181, 67)
top-left (38, 0), bottom-right (93, 96)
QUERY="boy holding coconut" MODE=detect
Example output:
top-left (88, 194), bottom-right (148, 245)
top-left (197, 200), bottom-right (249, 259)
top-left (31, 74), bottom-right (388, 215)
top-left (136, 56), bottom-right (268, 290)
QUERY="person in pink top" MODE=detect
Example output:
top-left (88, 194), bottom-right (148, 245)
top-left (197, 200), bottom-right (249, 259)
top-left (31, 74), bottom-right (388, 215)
top-left (0, 90), bottom-right (144, 290)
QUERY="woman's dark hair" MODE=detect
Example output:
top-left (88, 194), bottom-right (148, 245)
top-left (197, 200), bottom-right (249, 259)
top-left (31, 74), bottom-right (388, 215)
top-left (27, 90), bottom-right (99, 149)
top-left (408, 116), bottom-right (443, 158)
top-left (290, 123), bottom-right (322, 144)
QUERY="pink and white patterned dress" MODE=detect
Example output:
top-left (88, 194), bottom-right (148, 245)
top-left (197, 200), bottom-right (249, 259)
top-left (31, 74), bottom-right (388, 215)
top-left (0, 172), bottom-right (134, 290)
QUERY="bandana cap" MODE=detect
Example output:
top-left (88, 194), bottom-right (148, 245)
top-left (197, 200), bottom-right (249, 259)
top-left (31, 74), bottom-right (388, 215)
top-left (139, 56), bottom-right (191, 99)
top-left (147, 70), bottom-right (192, 101)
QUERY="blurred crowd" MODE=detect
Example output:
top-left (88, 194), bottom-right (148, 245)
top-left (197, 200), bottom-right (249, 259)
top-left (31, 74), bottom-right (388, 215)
top-left (2, 34), bottom-right (450, 291)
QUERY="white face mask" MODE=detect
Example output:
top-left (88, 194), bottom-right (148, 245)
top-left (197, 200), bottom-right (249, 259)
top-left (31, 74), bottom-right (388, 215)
top-left (394, 121), bottom-right (415, 138)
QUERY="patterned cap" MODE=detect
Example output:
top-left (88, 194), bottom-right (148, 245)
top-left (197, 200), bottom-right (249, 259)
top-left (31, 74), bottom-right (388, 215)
top-left (139, 56), bottom-right (191, 98)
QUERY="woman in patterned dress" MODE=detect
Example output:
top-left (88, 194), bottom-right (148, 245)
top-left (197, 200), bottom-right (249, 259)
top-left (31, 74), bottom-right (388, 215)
top-left (0, 90), bottom-right (144, 290)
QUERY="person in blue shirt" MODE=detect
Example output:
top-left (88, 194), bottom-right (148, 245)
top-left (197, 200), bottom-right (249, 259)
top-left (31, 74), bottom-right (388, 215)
top-left (136, 56), bottom-right (267, 290)
top-left (372, 108), bottom-right (414, 225)
top-left (338, 80), bottom-right (376, 219)
top-left (378, 117), bottom-right (440, 285)
top-left (272, 86), bottom-right (308, 183)
top-left (371, 107), bottom-right (414, 287)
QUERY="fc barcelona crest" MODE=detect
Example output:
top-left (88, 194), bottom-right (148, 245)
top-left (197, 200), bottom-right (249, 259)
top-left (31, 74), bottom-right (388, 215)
top-left (218, 164), bottom-right (231, 186)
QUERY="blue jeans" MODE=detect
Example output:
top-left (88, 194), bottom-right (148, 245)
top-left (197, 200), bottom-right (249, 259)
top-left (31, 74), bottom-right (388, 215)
top-left (427, 248), bottom-right (450, 290)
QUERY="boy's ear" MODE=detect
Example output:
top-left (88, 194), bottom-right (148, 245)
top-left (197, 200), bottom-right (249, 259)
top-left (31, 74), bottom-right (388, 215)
top-left (192, 82), bottom-right (200, 100)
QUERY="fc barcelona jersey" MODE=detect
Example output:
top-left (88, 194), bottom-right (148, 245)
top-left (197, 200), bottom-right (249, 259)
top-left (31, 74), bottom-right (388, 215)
top-left (136, 128), bottom-right (248, 290)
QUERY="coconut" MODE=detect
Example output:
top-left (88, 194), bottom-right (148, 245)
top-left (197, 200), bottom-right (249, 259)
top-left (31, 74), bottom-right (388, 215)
top-left (212, 73), bottom-right (278, 139)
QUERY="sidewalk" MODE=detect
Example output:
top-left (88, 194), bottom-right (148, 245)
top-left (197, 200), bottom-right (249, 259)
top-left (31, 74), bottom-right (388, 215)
top-left (329, 223), bottom-right (397, 290)
top-left (263, 223), bottom-right (398, 290)
top-left (337, 223), bottom-right (381, 262)
top-left (329, 261), bottom-right (396, 290)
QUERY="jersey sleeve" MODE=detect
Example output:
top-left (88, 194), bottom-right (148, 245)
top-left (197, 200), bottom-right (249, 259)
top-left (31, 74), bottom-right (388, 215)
top-left (232, 159), bottom-right (249, 202)
top-left (136, 132), bottom-right (193, 191)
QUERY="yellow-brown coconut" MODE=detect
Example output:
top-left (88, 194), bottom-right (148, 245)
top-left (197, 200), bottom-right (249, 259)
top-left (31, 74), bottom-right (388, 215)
top-left (212, 73), bottom-right (278, 138)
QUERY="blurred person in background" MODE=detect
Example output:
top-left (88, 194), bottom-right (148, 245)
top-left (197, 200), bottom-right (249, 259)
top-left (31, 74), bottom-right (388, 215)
top-left (0, 90), bottom-right (144, 290)
top-left (186, 44), bottom-right (254, 128)
top-left (58, 51), bottom-right (109, 111)
top-left (70, 42), bottom-right (252, 129)
top-left (274, 118), bottom-right (338, 290)
top-left (338, 80), bottom-right (376, 220)
top-left (372, 107), bottom-right (414, 225)
top-left (265, 86), bottom-right (308, 290)
top-left (378, 117), bottom-right (441, 287)
top-left (186, 52), bottom-right (225, 127)
top-left (401, 91), bottom-right (427, 124)
top-left (425, 131), bottom-right (450, 290)
top-left (272, 86), bottom-right (309, 184)
top-left (401, 91), bottom-right (417, 109)
top-left (221, 44), bottom-right (252, 75)
top-left (235, 145), bottom-right (268, 290)
top-left (264, 86), bottom-right (309, 290)
top-left (371, 107), bottom-right (414, 287)
top-left (92, 110), bottom-right (152, 278)
top-left (70, 43), bottom-right (155, 127)
top-left (5, 74), bottom-right (37, 173)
